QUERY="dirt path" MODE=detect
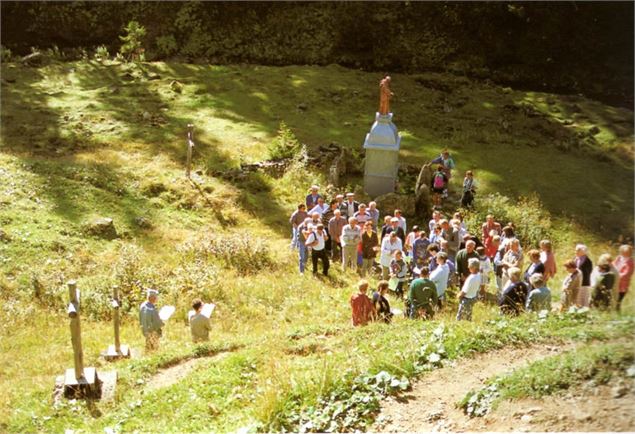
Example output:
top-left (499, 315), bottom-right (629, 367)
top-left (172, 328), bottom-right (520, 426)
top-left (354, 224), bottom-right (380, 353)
top-left (144, 352), bottom-right (230, 392)
top-left (373, 343), bottom-right (571, 432)
top-left (479, 381), bottom-right (635, 432)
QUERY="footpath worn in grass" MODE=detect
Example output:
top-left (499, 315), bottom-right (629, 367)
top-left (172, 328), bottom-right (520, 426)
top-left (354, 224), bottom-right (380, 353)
top-left (460, 339), bottom-right (635, 418)
top-left (1, 59), bottom-right (634, 432)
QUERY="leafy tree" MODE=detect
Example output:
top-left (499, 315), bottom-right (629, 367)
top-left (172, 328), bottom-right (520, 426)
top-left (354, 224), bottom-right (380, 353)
top-left (119, 20), bottom-right (146, 61)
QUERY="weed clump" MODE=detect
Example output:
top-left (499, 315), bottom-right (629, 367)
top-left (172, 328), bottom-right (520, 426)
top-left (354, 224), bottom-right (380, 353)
top-left (462, 192), bottom-right (552, 248)
top-left (178, 232), bottom-right (275, 275)
top-left (268, 121), bottom-right (301, 160)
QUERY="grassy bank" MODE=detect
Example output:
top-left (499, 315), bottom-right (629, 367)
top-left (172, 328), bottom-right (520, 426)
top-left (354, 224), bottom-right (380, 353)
top-left (1, 59), bottom-right (634, 432)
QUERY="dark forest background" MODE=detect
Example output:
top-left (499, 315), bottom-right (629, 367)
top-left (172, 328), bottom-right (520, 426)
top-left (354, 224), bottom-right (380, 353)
top-left (1, 1), bottom-right (633, 106)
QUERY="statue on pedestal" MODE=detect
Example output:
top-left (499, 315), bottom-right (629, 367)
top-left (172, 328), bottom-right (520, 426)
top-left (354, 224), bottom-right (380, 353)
top-left (378, 75), bottom-right (394, 115)
top-left (363, 75), bottom-right (401, 197)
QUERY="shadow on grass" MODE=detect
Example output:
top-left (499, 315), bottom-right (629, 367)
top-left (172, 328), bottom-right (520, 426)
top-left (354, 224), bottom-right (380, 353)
top-left (2, 61), bottom-right (633, 240)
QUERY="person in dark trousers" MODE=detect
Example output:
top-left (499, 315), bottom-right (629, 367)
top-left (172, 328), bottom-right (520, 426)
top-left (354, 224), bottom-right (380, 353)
top-left (591, 261), bottom-right (615, 310)
top-left (306, 223), bottom-right (329, 276)
top-left (461, 170), bottom-right (476, 208)
top-left (574, 244), bottom-right (593, 307)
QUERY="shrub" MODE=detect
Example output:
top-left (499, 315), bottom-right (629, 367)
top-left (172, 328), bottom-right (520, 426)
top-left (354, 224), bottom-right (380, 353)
top-left (1, 45), bottom-right (13, 62)
top-left (119, 20), bottom-right (146, 62)
top-left (462, 192), bottom-right (552, 248)
top-left (113, 243), bottom-right (147, 312)
top-left (155, 34), bottom-right (178, 58)
top-left (94, 45), bottom-right (110, 62)
top-left (45, 45), bottom-right (64, 61)
top-left (177, 232), bottom-right (275, 275)
top-left (268, 122), bottom-right (301, 160)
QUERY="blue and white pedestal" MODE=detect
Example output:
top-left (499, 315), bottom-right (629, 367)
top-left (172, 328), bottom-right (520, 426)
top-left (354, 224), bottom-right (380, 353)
top-left (363, 112), bottom-right (401, 197)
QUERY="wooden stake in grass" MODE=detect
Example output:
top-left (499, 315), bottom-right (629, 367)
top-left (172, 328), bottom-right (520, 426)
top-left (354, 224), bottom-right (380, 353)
top-left (63, 280), bottom-right (102, 398)
top-left (186, 123), bottom-right (195, 178)
top-left (67, 280), bottom-right (84, 380)
top-left (103, 285), bottom-right (130, 361)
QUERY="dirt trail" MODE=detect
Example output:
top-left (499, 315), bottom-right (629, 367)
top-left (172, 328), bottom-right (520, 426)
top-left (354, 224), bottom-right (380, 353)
top-left (144, 352), bottom-right (230, 392)
top-left (373, 343), bottom-right (571, 432)
top-left (481, 382), bottom-right (635, 432)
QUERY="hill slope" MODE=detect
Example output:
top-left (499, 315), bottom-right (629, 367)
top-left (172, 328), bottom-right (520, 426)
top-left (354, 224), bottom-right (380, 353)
top-left (0, 60), bottom-right (634, 432)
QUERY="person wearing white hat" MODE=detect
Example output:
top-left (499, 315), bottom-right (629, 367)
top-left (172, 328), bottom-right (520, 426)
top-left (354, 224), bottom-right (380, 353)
top-left (139, 288), bottom-right (164, 352)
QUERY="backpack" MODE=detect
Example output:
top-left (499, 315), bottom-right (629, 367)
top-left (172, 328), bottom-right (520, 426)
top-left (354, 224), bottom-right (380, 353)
top-left (433, 172), bottom-right (445, 189)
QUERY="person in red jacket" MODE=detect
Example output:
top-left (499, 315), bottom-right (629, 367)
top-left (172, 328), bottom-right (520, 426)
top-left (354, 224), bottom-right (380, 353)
top-left (350, 280), bottom-right (376, 326)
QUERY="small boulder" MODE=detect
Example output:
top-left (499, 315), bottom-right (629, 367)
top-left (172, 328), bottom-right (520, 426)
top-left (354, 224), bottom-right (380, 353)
top-left (575, 413), bottom-right (593, 422)
top-left (520, 415), bottom-right (533, 423)
top-left (170, 80), bottom-right (183, 93)
top-left (297, 102), bottom-right (308, 111)
top-left (588, 125), bottom-right (601, 136)
top-left (85, 217), bottom-right (118, 239)
top-left (134, 216), bottom-right (152, 229)
top-left (611, 384), bottom-right (629, 399)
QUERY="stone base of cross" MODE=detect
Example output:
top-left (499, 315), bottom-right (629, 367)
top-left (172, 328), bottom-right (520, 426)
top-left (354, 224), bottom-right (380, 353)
top-left (102, 344), bottom-right (131, 361)
top-left (63, 367), bottom-right (102, 399)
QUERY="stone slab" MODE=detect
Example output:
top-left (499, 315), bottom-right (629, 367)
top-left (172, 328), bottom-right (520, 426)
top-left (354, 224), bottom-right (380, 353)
top-left (99, 370), bottom-right (118, 403)
top-left (63, 367), bottom-right (101, 399)
top-left (102, 344), bottom-right (131, 361)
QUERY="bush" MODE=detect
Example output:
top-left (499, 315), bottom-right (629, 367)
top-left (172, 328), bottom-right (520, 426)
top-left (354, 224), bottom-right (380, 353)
top-left (1, 45), bottom-right (13, 62)
top-left (268, 122), bottom-right (301, 161)
top-left (178, 232), bottom-right (275, 275)
top-left (462, 192), bottom-right (552, 248)
top-left (94, 44), bottom-right (110, 62)
top-left (119, 20), bottom-right (146, 61)
top-left (45, 45), bottom-right (64, 61)
top-left (113, 243), bottom-right (147, 312)
top-left (155, 34), bottom-right (178, 58)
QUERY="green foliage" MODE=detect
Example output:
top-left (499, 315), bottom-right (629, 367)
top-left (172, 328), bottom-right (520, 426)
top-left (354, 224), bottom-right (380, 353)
top-left (177, 232), bottom-right (275, 275)
top-left (113, 243), bottom-right (147, 313)
top-left (269, 326), bottom-right (448, 432)
top-left (94, 44), bottom-right (110, 62)
top-left (1, 45), bottom-right (13, 62)
top-left (119, 20), bottom-right (146, 61)
top-left (154, 34), bottom-right (178, 58)
top-left (2, 2), bottom-right (632, 104)
top-left (44, 45), bottom-right (64, 61)
top-left (462, 192), bottom-right (552, 248)
top-left (268, 121), bottom-right (301, 161)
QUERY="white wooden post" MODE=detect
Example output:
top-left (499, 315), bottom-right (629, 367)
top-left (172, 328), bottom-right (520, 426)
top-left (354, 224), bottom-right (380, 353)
top-left (186, 123), bottom-right (194, 178)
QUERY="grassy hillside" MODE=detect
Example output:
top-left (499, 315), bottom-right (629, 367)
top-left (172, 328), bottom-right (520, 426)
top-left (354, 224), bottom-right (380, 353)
top-left (0, 59), bottom-right (633, 432)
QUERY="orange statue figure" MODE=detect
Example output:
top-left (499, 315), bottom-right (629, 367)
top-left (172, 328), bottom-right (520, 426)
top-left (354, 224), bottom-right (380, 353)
top-left (378, 75), bottom-right (394, 115)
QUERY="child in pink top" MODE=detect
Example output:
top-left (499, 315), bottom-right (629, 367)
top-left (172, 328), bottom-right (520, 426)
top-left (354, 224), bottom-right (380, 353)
top-left (613, 245), bottom-right (634, 312)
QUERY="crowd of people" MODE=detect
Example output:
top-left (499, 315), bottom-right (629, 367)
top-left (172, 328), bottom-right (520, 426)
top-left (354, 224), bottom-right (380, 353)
top-left (137, 150), bottom-right (634, 351)
top-left (288, 150), bottom-right (634, 327)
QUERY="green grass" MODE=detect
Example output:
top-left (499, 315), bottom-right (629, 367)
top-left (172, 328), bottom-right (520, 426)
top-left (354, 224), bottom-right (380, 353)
top-left (460, 340), bottom-right (635, 417)
top-left (1, 58), bottom-right (634, 432)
